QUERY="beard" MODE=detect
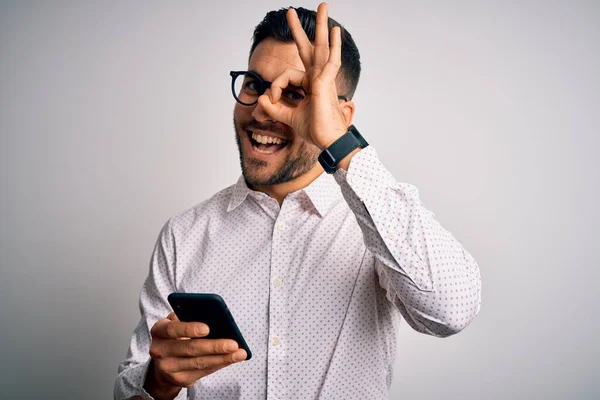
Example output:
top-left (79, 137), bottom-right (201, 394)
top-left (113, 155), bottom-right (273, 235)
top-left (234, 116), bottom-right (320, 187)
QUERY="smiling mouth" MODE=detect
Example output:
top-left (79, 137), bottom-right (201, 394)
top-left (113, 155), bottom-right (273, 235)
top-left (246, 130), bottom-right (289, 154)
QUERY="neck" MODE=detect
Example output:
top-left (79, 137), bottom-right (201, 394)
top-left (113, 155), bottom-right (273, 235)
top-left (250, 163), bottom-right (324, 206)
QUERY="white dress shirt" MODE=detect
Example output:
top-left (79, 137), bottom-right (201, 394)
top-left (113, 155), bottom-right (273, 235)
top-left (114, 146), bottom-right (482, 399)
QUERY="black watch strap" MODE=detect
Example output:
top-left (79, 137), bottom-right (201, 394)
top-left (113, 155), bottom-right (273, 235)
top-left (318, 125), bottom-right (369, 173)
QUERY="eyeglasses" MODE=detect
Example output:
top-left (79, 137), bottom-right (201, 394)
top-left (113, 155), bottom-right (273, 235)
top-left (230, 70), bottom-right (347, 106)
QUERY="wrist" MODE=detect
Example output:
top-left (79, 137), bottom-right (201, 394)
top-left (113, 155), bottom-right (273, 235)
top-left (317, 125), bottom-right (368, 174)
top-left (317, 126), bottom-right (348, 150)
top-left (144, 359), bottom-right (182, 400)
top-left (335, 147), bottom-right (361, 172)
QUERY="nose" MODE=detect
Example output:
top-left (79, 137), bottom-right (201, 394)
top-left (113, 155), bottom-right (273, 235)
top-left (250, 92), bottom-right (275, 124)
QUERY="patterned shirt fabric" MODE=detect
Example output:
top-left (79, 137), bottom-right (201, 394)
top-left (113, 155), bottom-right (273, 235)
top-left (114, 146), bottom-right (482, 400)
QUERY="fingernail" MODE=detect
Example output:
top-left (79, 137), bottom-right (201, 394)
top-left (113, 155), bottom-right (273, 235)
top-left (196, 325), bottom-right (209, 336)
top-left (225, 342), bottom-right (238, 352)
top-left (233, 350), bottom-right (247, 362)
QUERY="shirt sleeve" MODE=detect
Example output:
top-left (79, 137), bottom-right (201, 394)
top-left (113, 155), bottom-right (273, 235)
top-left (333, 146), bottom-right (482, 337)
top-left (114, 218), bottom-right (188, 400)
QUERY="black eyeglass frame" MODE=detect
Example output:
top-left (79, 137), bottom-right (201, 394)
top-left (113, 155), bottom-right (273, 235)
top-left (230, 70), bottom-right (348, 106)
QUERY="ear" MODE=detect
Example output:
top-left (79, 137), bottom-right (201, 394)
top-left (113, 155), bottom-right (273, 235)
top-left (340, 100), bottom-right (356, 127)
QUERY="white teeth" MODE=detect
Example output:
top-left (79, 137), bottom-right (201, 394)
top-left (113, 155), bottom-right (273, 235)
top-left (251, 132), bottom-right (285, 145)
top-left (254, 146), bottom-right (276, 154)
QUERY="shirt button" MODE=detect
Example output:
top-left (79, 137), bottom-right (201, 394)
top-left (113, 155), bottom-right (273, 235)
top-left (276, 221), bottom-right (286, 232)
top-left (273, 277), bottom-right (282, 288)
top-left (272, 336), bottom-right (281, 346)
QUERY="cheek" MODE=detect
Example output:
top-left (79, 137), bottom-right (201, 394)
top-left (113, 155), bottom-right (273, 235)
top-left (234, 103), bottom-right (253, 123)
top-left (233, 105), bottom-right (242, 127)
top-left (291, 136), bottom-right (318, 155)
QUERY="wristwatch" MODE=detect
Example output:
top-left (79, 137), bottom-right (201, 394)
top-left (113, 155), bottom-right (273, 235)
top-left (318, 125), bottom-right (369, 173)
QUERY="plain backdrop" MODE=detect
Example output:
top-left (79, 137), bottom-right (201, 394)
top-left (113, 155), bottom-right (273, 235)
top-left (1, 1), bottom-right (598, 399)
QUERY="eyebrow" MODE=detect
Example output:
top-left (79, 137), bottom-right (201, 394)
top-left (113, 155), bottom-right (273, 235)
top-left (248, 69), bottom-right (262, 78)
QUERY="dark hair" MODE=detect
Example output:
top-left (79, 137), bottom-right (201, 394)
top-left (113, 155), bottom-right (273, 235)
top-left (249, 7), bottom-right (361, 99)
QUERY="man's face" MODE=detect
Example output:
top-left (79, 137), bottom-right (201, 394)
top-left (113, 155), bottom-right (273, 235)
top-left (233, 38), bottom-right (320, 187)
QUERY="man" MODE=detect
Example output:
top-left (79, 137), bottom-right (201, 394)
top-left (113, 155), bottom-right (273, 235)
top-left (114, 4), bottom-right (481, 399)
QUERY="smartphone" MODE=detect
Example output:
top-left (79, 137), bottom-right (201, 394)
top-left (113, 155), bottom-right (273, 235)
top-left (167, 293), bottom-right (252, 360)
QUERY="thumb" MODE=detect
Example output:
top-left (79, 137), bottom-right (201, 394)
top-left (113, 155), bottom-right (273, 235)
top-left (167, 312), bottom-right (180, 322)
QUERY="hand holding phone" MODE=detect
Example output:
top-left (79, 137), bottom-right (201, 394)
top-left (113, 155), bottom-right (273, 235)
top-left (168, 293), bottom-right (252, 359)
top-left (144, 311), bottom-right (247, 398)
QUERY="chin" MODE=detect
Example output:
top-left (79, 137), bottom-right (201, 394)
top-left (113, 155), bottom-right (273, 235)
top-left (242, 161), bottom-right (288, 187)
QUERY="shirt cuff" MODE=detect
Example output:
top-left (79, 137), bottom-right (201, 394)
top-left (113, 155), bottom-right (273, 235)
top-left (115, 358), bottom-right (187, 400)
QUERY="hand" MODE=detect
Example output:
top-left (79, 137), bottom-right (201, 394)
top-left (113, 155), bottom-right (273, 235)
top-left (144, 312), bottom-right (247, 399)
top-left (258, 2), bottom-right (351, 150)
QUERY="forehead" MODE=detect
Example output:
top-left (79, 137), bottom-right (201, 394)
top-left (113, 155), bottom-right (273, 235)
top-left (248, 38), bottom-right (305, 80)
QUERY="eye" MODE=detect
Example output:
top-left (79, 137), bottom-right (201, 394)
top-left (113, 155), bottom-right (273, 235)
top-left (283, 89), bottom-right (305, 103)
top-left (243, 79), bottom-right (259, 94)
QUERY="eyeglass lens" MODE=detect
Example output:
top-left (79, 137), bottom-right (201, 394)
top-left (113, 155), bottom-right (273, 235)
top-left (232, 72), bottom-right (267, 106)
top-left (231, 71), bottom-right (344, 106)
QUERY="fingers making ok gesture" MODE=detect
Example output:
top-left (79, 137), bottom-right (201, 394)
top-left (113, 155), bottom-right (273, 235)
top-left (258, 2), bottom-right (354, 150)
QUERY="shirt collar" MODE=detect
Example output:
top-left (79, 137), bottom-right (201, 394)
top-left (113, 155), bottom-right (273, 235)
top-left (227, 172), bottom-right (342, 217)
top-left (227, 175), bottom-right (253, 212)
top-left (301, 171), bottom-right (342, 217)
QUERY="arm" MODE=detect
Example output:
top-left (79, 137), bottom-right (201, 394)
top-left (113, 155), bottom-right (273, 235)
top-left (114, 219), bottom-right (187, 400)
top-left (254, 3), bottom-right (481, 336)
top-left (334, 146), bottom-right (482, 337)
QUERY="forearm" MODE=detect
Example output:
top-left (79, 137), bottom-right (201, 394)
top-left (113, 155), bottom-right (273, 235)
top-left (115, 219), bottom-right (187, 399)
top-left (334, 146), bottom-right (481, 336)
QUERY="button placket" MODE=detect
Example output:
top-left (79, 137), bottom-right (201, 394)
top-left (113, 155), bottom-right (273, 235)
top-left (267, 210), bottom-right (293, 399)
top-left (275, 221), bottom-right (286, 232)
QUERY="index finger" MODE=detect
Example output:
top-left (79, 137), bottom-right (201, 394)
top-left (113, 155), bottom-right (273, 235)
top-left (286, 8), bottom-right (313, 67)
top-left (151, 318), bottom-right (210, 340)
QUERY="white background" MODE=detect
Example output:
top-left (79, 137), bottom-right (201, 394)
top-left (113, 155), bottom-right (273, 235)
top-left (0, 1), bottom-right (598, 398)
